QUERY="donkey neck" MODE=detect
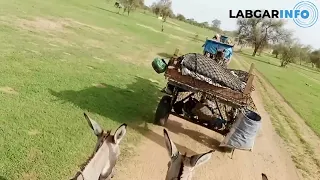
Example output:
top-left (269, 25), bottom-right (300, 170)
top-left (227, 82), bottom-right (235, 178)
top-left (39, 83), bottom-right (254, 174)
top-left (73, 131), bottom-right (112, 180)
top-left (78, 141), bottom-right (112, 180)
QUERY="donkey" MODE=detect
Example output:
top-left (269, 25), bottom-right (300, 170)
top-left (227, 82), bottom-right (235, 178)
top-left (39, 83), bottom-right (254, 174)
top-left (163, 129), bottom-right (213, 180)
top-left (70, 113), bottom-right (127, 180)
top-left (262, 173), bottom-right (268, 180)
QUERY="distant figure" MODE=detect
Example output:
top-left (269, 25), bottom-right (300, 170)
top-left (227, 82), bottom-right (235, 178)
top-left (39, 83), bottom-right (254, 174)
top-left (114, 2), bottom-right (123, 13)
top-left (114, 2), bottom-right (120, 7)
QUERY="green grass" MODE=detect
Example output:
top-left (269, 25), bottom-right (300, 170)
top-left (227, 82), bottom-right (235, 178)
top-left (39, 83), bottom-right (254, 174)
top-left (237, 50), bottom-right (320, 136)
top-left (0, 0), bottom-right (214, 179)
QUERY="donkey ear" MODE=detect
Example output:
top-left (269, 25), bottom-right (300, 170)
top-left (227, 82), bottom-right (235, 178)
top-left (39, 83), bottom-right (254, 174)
top-left (84, 113), bottom-right (103, 136)
top-left (163, 129), bottom-right (178, 158)
top-left (262, 173), bottom-right (268, 180)
top-left (190, 150), bottom-right (214, 168)
top-left (113, 123), bottom-right (127, 144)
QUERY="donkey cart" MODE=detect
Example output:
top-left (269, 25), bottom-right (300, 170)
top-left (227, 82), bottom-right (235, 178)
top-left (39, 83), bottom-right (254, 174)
top-left (152, 46), bottom-right (262, 157)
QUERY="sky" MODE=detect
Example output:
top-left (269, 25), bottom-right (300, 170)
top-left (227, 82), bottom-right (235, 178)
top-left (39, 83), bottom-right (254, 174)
top-left (144, 0), bottom-right (320, 49)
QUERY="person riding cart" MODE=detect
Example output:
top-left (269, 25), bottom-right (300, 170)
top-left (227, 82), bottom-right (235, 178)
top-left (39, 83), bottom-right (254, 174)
top-left (203, 35), bottom-right (233, 68)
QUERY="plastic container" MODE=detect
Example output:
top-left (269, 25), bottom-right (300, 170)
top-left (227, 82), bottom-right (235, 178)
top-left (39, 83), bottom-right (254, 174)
top-left (220, 109), bottom-right (262, 151)
top-left (152, 57), bottom-right (167, 74)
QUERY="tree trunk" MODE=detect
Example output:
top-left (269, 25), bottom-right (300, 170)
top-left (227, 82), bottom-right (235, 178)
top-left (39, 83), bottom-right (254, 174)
top-left (275, 54), bottom-right (278, 58)
top-left (240, 44), bottom-right (244, 51)
top-left (163, 16), bottom-right (167, 22)
top-left (252, 46), bottom-right (259, 56)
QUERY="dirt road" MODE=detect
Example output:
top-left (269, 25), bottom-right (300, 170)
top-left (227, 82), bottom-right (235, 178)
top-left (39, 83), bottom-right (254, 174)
top-left (114, 59), bottom-right (301, 180)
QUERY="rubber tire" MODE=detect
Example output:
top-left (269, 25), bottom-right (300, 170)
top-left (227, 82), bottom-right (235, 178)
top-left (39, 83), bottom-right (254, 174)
top-left (154, 96), bottom-right (172, 126)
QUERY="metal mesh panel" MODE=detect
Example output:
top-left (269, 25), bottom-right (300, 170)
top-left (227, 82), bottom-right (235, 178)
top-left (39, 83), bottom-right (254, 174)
top-left (228, 69), bottom-right (249, 82)
top-left (181, 53), bottom-right (245, 92)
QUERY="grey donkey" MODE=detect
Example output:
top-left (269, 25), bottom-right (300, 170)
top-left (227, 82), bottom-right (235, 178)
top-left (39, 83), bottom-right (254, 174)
top-left (71, 113), bottom-right (127, 180)
top-left (163, 129), bottom-right (213, 180)
top-left (262, 173), bottom-right (269, 180)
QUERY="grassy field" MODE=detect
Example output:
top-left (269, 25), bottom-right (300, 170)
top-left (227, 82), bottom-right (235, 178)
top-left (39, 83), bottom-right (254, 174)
top-left (237, 50), bottom-right (320, 136)
top-left (0, 0), bottom-right (215, 179)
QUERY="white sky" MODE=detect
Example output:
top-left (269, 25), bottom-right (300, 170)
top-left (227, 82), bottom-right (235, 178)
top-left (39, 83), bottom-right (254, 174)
top-left (145, 0), bottom-right (320, 49)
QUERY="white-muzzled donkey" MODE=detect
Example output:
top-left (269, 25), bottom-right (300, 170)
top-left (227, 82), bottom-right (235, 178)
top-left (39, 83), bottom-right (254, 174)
top-left (70, 113), bottom-right (127, 180)
top-left (163, 129), bottom-right (213, 180)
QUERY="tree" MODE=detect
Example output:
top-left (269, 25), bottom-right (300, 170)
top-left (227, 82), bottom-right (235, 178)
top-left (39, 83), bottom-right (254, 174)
top-left (238, 39), bottom-right (247, 51)
top-left (257, 39), bottom-right (268, 56)
top-left (237, 18), bottom-right (290, 56)
top-left (298, 45), bottom-right (312, 65)
top-left (310, 50), bottom-right (320, 68)
top-left (272, 49), bottom-right (280, 58)
top-left (236, 18), bottom-right (260, 50)
top-left (168, 11), bottom-right (175, 18)
top-left (150, 0), bottom-right (172, 22)
top-left (151, 2), bottom-right (161, 16)
top-left (200, 22), bottom-right (209, 28)
top-left (272, 44), bottom-right (287, 58)
top-left (211, 19), bottom-right (221, 33)
top-left (121, 0), bottom-right (141, 16)
top-left (176, 14), bottom-right (186, 21)
top-left (158, 0), bottom-right (172, 22)
top-left (212, 19), bottom-right (221, 29)
top-left (279, 42), bottom-right (300, 67)
top-left (138, 0), bottom-right (144, 7)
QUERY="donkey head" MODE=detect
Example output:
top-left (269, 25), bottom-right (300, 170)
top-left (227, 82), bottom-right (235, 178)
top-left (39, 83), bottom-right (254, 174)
top-left (72, 113), bottom-right (127, 180)
top-left (262, 173), bottom-right (268, 180)
top-left (163, 129), bottom-right (213, 180)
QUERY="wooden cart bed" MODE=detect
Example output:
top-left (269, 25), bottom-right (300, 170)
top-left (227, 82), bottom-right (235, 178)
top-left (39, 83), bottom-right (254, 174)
top-left (164, 50), bottom-right (256, 108)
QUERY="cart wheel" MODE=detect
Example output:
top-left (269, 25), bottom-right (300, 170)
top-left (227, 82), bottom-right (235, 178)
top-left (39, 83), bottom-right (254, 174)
top-left (154, 96), bottom-right (172, 126)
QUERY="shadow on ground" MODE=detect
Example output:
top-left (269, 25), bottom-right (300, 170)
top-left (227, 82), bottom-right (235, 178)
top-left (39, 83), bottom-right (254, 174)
top-left (157, 52), bottom-right (173, 58)
top-left (165, 120), bottom-right (230, 153)
top-left (50, 75), bottom-right (225, 155)
top-left (49, 76), bottom-right (161, 127)
top-left (132, 122), bottom-right (197, 155)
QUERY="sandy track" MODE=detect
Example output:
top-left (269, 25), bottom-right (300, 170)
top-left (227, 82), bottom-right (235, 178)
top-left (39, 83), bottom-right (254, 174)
top-left (114, 69), bottom-right (299, 179)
